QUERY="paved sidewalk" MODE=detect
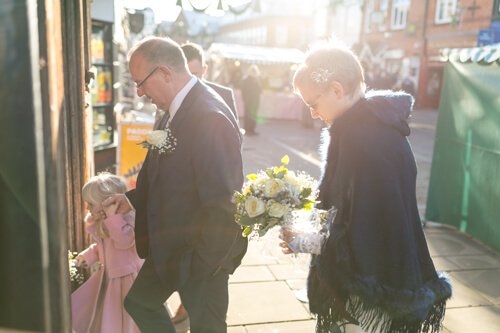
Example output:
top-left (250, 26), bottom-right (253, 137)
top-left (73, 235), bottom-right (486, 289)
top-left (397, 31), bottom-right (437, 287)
top-left (171, 111), bottom-right (500, 332)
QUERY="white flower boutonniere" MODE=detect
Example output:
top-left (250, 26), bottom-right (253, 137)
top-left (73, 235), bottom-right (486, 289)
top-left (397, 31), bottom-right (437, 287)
top-left (139, 128), bottom-right (177, 155)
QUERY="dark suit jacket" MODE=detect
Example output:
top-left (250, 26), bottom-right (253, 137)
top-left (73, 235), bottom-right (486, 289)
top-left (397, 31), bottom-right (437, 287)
top-left (205, 81), bottom-right (238, 121)
top-left (126, 80), bottom-right (247, 288)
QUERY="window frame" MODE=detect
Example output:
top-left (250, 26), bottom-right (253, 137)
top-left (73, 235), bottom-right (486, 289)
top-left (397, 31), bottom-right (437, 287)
top-left (390, 0), bottom-right (410, 30)
top-left (435, 0), bottom-right (458, 24)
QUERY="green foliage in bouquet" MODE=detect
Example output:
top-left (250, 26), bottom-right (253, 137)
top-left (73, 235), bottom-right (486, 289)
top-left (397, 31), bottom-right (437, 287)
top-left (234, 155), bottom-right (318, 237)
top-left (68, 251), bottom-right (85, 292)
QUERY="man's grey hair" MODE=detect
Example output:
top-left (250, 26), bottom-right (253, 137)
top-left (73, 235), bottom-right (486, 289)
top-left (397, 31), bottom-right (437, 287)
top-left (128, 36), bottom-right (188, 73)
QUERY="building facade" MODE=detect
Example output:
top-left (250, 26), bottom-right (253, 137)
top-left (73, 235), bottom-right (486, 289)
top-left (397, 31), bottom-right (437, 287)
top-left (359, 0), bottom-right (495, 107)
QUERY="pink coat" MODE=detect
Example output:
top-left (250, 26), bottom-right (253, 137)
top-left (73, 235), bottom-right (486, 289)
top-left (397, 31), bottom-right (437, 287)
top-left (71, 212), bottom-right (143, 333)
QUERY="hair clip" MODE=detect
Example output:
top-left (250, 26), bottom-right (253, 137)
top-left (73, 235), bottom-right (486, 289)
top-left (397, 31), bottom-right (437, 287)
top-left (311, 68), bottom-right (333, 84)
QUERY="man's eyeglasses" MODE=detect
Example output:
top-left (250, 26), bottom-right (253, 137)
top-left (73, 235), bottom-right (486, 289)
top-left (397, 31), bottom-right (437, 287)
top-left (136, 66), bottom-right (159, 89)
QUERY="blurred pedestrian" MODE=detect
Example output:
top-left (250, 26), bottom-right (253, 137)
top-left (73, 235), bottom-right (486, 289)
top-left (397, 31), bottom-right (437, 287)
top-left (280, 40), bottom-right (452, 333)
top-left (181, 42), bottom-right (239, 122)
top-left (241, 65), bottom-right (262, 135)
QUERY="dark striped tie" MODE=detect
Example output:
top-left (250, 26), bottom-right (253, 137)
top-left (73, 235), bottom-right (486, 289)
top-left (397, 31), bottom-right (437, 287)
top-left (153, 110), bottom-right (170, 130)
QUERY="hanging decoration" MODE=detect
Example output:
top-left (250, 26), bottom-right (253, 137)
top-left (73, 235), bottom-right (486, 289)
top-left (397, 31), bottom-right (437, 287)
top-left (187, 0), bottom-right (212, 13)
top-left (228, 0), bottom-right (254, 15)
top-left (177, 0), bottom-right (255, 15)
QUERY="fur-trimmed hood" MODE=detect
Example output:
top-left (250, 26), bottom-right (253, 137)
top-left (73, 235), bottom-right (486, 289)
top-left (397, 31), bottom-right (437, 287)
top-left (363, 90), bottom-right (414, 137)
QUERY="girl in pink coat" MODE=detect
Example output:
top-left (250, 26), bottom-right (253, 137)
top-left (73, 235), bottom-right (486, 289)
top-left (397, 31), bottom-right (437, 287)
top-left (71, 173), bottom-right (143, 333)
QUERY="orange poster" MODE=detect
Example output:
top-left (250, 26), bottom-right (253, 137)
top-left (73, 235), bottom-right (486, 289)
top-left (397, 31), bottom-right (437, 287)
top-left (117, 122), bottom-right (153, 190)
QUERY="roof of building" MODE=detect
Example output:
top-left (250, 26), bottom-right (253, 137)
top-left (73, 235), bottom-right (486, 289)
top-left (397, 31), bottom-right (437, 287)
top-left (440, 44), bottom-right (500, 64)
top-left (207, 43), bottom-right (304, 65)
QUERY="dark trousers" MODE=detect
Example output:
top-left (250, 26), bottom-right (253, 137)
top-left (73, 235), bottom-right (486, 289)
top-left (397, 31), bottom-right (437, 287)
top-left (243, 104), bottom-right (258, 134)
top-left (124, 257), bottom-right (229, 333)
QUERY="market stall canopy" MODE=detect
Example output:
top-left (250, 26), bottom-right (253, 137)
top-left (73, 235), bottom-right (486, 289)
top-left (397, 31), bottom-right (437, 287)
top-left (208, 43), bottom-right (304, 65)
top-left (439, 43), bottom-right (500, 64)
top-left (426, 44), bottom-right (500, 252)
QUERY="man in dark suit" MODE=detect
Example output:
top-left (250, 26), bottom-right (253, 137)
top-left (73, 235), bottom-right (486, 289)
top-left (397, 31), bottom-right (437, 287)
top-left (105, 37), bottom-right (247, 333)
top-left (181, 42), bottom-right (239, 122)
top-left (168, 42), bottom-right (241, 325)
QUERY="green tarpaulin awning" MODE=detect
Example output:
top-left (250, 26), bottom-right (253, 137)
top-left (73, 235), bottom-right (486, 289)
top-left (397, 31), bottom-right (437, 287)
top-left (426, 44), bottom-right (500, 251)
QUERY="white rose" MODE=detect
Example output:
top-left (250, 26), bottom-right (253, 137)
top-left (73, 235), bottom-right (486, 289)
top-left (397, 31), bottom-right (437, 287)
top-left (147, 130), bottom-right (168, 146)
top-left (244, 196), bottom-right (266, 218)
top-left (264, 179), bottom-right (283, 198)
top-left (267, 201), bottom-right (287, 218)
top-left (284, 172), bottom-right (300, 193)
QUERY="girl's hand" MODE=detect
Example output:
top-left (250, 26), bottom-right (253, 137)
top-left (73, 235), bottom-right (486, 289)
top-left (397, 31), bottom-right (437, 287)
top-left (102, 194), bottom-right (133, 215)
top-left (76, 255), bottom-right (88, 268)
top-left (103, 201), bottom-right (118, 218)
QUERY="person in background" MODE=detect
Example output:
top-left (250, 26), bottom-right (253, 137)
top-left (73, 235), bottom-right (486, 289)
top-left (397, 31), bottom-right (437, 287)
top-left (280, 40), bottom-right (452, 333)
top-left (181, 42), bottom-right (239, 122)
top-left (71, 172), bottom-right (143, 333)
top-left (240, 65), bottom-right (262, 135)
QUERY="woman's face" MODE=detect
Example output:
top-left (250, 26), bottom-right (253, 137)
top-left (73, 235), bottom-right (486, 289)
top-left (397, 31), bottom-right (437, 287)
top-left (298, 82), bottom-right (344, 125)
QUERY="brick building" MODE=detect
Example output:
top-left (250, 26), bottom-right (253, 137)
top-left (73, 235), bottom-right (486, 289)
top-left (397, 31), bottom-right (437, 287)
top-left (359, 0), bottom-right (495, 107)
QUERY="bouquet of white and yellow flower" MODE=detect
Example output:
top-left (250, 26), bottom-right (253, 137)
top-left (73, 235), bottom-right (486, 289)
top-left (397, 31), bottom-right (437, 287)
top-left (68, 250), bottom-right (85, 291)
top-left (234, 155), bottom-right (319, 237)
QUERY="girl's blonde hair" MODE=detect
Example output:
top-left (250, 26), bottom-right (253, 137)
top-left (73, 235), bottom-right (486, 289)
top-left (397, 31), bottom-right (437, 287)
top-left (82, 172), bottom-right (127, 238)
top-left (293, 39), bottom-right (366, 97)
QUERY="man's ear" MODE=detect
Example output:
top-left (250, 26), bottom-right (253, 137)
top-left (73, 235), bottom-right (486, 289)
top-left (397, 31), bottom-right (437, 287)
top-left (330, 81), bottom-right (345, 99)
top-left (158, 65), bottom-right (173, 82)
top-left (202, 64), bottom-right (208, 77)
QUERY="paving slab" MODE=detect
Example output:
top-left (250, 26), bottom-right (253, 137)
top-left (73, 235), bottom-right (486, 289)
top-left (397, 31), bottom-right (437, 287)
top-left (425, 232), bottom-right (485, 257)
top-left (443, 306), bottom-right (500, 333)
top-left (450, 269), bottom-right (500, 305)
top-left (228, 327), bottom-right (247, 333)
top-left (431, 256), bottom-right (460, 271)
top-left (230, 265), bottom-right (276, 283)
top-left (268, 264), bottom-right (309, 280)
top-left (241, 240), bottom-right (282, 266)
top-left (244, 320), bottom-right (316, 332)
top-left (446, 254), bottom-right (500, 270)
top-left (227, 281), bottom-right (312, 326)
top-left (285, 279), bottom-right (307, 290)
top-left (446, 273), bottom-right (493, 308)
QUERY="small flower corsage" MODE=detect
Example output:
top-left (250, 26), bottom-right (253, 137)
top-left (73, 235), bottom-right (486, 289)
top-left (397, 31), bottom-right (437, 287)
top-left (138, 128), bottom-right (177, 155)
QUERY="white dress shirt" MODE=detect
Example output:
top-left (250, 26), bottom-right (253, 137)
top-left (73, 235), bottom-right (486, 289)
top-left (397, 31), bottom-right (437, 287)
top-left (167, 76), bottom-right (198, 127)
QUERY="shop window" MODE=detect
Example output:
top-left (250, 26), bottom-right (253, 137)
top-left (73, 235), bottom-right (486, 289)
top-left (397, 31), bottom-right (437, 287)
top-left (90, 21), bottom-right (115, 149)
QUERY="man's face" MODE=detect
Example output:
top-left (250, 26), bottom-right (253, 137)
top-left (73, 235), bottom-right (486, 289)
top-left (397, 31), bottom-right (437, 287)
top-left (187, 59), bottom-right (207, 79)
top-left (129, 54), bottom-right (172, 111)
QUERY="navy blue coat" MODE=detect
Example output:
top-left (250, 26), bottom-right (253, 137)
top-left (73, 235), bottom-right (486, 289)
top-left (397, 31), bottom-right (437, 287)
top-left (308, 91), bottom-right (452, 333)
top-left (127, 81), bottom-right (247, 288)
